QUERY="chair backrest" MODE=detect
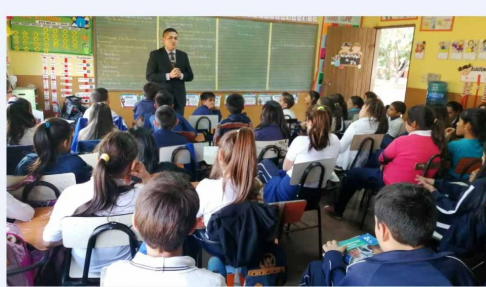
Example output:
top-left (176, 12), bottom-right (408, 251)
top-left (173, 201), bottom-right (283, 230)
top-left (159, 143), bottom-right (204, 164)
top-left (290, 158), bottom-right (336, 186)
top-left (8, 173), bottom-right (76, 202)
top-left (79, 153), bottom-right (98, 168)
top-left (350, 134), bottom-right (384, 151)
top-left (204, 146), bottom-right (219, 165)
top-left (455, 157), bottom-right (483, 176)
top-left (256, 140), bottom-right (289, 160)
top-left (7, 145), bottom-right (35, 175)
top-left (188, 115), bottom-right (219, 131)
top-left (349, 134), bottom-right (385, 169)
top-left (344, 120), bottom-right (353, 130)
top-left (415, 154), bottom-right (442, 177)
top-left (77, 140), bottom-right (101, 154)
top-left (214, 122), bottom-right (251, 145)
top-left (270, 200), bottom-right (307, 224)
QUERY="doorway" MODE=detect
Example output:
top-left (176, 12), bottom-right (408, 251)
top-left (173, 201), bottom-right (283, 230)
top-left (370, 26), bottom-right (414, 106)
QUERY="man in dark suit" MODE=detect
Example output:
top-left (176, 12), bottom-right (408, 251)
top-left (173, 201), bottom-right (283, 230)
top-left (146, 28), bottom-right (194, 115)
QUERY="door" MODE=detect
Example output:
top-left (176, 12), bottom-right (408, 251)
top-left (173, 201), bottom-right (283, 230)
top-left (323, 27), bottom-right (377, 99)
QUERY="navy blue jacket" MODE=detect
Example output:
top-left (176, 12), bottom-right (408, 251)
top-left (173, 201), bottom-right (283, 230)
top-left (133, 98), bottom-right (156, 120)
top-left (433, 178), bottom-right (486, 257)
top-left (192, 105), bottom-right (222, 122)
top-left (254, 124), bottom-right (287, 141)
top-left (15, 153), bottom-right (92, 184)
top-left (147, 113), bottom-right (197, 134)
top-left (152, 129), bottom-right (189, 148)
top-left (301, 248), bottom-right (476, 286)
top-left (218, 113), bottom-right (252, 137)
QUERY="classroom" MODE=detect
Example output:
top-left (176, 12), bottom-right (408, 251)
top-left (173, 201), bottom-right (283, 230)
top-left (5, 14), bottom-right (486, 286)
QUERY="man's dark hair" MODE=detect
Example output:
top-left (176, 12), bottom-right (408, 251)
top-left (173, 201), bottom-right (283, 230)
top-left (143, 82), bottom-right (162, 100)
top-left (155, 90), bottom-right (174, 107)
top-left (200, 91), bottom-right (216, 102)
top-left (163, 28), bottom-right (178, 37)
top-left (134, 171), bottom-right (198, 252)
top-left (90, 88), bottom-right (109, 103)
top-left (226, 93), bottom-right (244, 114)
top-left (155, 105), bottom-right (177, 130)
top-left (374, 183), bottom-right (437, 247)
top-left (281, 92), bottom-right (295, 109)
top-left (391, 101), bottom-right (407, 114)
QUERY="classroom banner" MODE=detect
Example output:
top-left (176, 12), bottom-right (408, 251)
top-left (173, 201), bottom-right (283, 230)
top-left (9, 16), bottom-right (93, 55)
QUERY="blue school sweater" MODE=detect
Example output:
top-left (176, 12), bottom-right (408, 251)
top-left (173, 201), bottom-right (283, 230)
top-left (192, 105), bottom-right (222, 122)
top-left (133, 98), bottom-right (156, 120)
top-left (301, 248), bottom-right (476, 286)
top-left (254, 124), bottom-right (287, 141)
top-left (15, 153), bottom-right (92, 184)
top-left (218, 113), bottom-right (252, 137)
top-left (447, 138), bottom-right (483, 179)
top-left (152, 129), bottom-right (189, 148)
top-left (148, 113), bottom-right (197, 133)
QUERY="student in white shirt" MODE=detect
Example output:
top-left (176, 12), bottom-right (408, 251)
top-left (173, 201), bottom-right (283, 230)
top-left (279, 92), bottom-right (296, 120)
top-left (83, 88), bottom-right (119, 121)
top-left (258, 105), bottom-right (341, 203)
top-left (387, 101), bottom-right (407, 138)
top-left (196, 128), bottom-right (260, 228)
top-left (336, 98), bottom-right (388, 170)
top-left (7, 97), bottom-right (37, 146)
top-left (101, 172), bottom-right (225, 287)
top-left (42, 131), bottom-right (151, 275)
top-left (78, 103), bottom-right (118, 141)
top-left (7, 192), bottom-right (35, 221)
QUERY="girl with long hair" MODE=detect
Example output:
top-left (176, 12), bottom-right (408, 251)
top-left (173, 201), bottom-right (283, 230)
top-left (254, 100), bottom-right (291, 141)
top-left (7, 97), bottom-right (37, 146)
top-left (78, 102), bottom-right (117, 141)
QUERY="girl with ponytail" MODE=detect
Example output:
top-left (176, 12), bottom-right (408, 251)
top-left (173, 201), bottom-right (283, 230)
top-left (257, 105), bottom-right (341, 203)
top-left (7, 97), bottom-right (37, 146)
top-left (42, 131), bottom-right (151, 274)
top-left (14, 118), bottom-right (92, 183)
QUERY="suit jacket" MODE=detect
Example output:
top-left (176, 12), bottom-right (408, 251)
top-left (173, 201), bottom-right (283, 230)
top-left (146, 48), bottom-right (194, 110)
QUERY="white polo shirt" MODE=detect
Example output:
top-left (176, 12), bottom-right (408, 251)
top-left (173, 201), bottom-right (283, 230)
top-left (196, 178), bottom-right (237, 227)
top-left (101, 253), bottom-right (225, 286)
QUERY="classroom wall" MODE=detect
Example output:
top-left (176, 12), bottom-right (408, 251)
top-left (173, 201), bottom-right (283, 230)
top-left (361, 16), bottom-right (486, 108)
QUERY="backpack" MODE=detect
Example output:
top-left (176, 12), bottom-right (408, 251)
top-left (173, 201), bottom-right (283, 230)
top-left (244, 242), bottom-right (287, 286)
top-left (61, 96), bottom-right (86, 122)
top-left (6, 223), bottom-right (35, 286)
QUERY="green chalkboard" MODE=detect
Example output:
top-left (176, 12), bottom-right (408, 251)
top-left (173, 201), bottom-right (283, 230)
top-left (95, 17), bottom-right (157, 90)
top-left (10, 16), bottom-right (93, 55)
top-left (218, 19), bottom-right (270, 91)
top-left (159, 17), bottom-right (216, 90)
top-left (269, 23), bottom-right (317, 90)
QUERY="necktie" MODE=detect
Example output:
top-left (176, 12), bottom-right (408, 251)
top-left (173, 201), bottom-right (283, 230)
top-left (169, 52), bottom-right (175, 67)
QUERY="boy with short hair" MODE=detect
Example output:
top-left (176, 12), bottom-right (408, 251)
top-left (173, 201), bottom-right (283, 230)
top-left (386, 101), bottom-right (407, 138)
top-left (218, 93), bottom-right (252, 137)
top-left (192, 91), bottom-right (222, 122)
top-left (83, 88), bottom-right (119, 121)
top-left (347, 95), bottom-right (364, 121)
top-left (133, 82), bottom-right (162, 125)
top-left (279, 92), bottom-right (296, 119)
top-left (301, 183), bottom-right (476, 286)
top-left (101, 172), bottom-right (226, 286)
top-left (152, 105), bottom-right (189, 148)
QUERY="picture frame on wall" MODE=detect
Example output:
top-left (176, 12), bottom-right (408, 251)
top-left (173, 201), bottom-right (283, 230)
top-left (381, 16), bottom-right (418, 21)
top-left (420, 17), bottom-right (455, 31)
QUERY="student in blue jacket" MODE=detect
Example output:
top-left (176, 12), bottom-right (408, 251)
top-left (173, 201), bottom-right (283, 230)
top-left (133, 82), bottom-right (161, 125)
top-left (300, 183), bottom-right (476, 286)
top-left (192, 91), bottom-right (222, 122)
top-left (254, 100), bottom-right (290, 141)
top-left (151, 105), bottom-right (189, 148)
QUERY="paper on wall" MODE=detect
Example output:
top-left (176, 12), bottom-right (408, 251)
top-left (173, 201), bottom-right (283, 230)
top-left (479, 39), bottom-right (486, 60)
top-left (258, 94), bottom-right (272, 105)
top-left (120, 94), bottom-right (139, 108)
top-left (243, 94), bottom-right (257, 106)
top-left (186, 94), bottom-right (200, 107)
top-left (437, 41), bottom-right (450, 60)
top-left (450, 40), bottom-right (464, 60)
top-left (463, 40), bottom-right (478, 60)
top-left (215, 95), bottom-right (221, 108)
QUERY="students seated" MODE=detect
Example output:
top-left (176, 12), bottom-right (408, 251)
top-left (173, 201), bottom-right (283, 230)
top-left (417, 143), bottom-right (486, 257)
top-left (83, 88), bottom-right (119, 121)
top-left (217, 93), bottom-right (252, 137)
top-left (147, 90), bottom-right (197, 134)
top-left (15, 118), bottom-right (92, 183)
top-left (330, 93), bottom-right (348, 126)
top-left (446, 101), bottom-right (463, 129)
top-left (325, 105), bottom-right (444, 219)
top-left (102, 172), bottom-right (225, 286)
top-left (258, 106), bottom-right (340, 203)
top-left (192, 91), bottom-right (222, 122)
top-left (196, 128), bottom-right (260, 227)
top-left (254, 100), bottom-right (291, 141)
top-left (446, 108), bottom-right (486, 179)
top-left (7, 192), bottom-right (35, 222)
top-left (279, 92), bottom-right (296, 120)
top-left (7, 97), bottom-right (37, 146)
top-left (301, 183), bottom-right (476, 286)
top-left (336, 98), bottom-right (388, 170)
top-left (152, 105), bottom-right (189, 148)
top-left (381, 101), bottom-right (406, 148)
top-left (78, 103), bottom-right (118, 141)
top-left (133, 82), bottom-right (161, 126)
top-left (347, 95), bottom-right (364, 121)
top-left (363, 91), bottom-right (378, 102)
top-left (320, 97), bottom-right (338, 132)
top-left (304, 90), bottom-right (320, 107)
top-left (42, 131), bottom-right (151, 274)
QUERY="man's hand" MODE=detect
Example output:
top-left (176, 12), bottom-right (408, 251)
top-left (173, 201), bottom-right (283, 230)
top-left (323, 240), bottom-right (347, 255)
top-left (170, 68), bottom-right (182, 79)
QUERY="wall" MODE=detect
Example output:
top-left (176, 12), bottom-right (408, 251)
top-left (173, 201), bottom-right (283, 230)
top-left (362, 16), bottom-right (486, 108)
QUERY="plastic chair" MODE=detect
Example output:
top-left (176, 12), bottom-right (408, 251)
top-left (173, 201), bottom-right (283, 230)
top-left (78, 153), bottom-right (98, 168)
top-left (7, 145), bottom-right (34, 175)
top-left (255, 139), bottom-right (288, 163)
top-left (188, 115), bottom-right (219, 145)
top-left (8, 173), bottom-right (76, 203)
top-left (455, 157), bottom-right (482, 178)
top-left (213, 122), bottom-right (252, 146)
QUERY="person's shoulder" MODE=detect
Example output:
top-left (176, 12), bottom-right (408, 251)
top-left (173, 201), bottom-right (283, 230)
top-left (190, 268), bottom-right (226, 285)
top-left (102, 260), bottom-right (134, 282)
top-left (197, 178), bottom-right (222, 193)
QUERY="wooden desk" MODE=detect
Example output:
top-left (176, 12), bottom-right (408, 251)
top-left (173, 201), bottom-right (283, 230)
top-left (192, 182), bottom-right (199, 189)
top-left (15, 206), bottom-right (53, 251)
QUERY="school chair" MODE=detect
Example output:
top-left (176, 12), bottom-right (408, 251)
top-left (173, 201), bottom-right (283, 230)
top-left (415, 154), bottom-right (442, 177)
top-left (78, 153), bottom-right (98, 168)
top-left (256, 139), bottom-right (289, 163)
top-left (7, 145), bottom-right (34, 175)
top-left (343, 120), bottom-right (353, 130)
top-left (176, 131), bottom-right (198, 143)
top-left (455, 157), bottom-right (482, 178)
top-left (213, 122), bottom-right (252, 146)
top-left (269, 200), bottom-right (307, 240)
top-left (286, 158), bottom-right (337, 257)
top-left (77, 140), bottom-right (101, 154)
top-left (203, 146), bottom-right (219, 165)
top-left (188, 115), bottom-right (219, 145)
top-left (159, 143), bottom-right (204, 181)
top-left (8, 173), bottom-right (76, 205)
top-left (60, 214), bottom-right (141, 286)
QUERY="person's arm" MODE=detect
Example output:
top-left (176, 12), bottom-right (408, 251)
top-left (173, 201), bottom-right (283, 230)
top-left (432, 180), bottom-right (477, 216)
top-left (181, 53), bottom-right (194, 82)
top-left (379, 137), bottom-right (398, 164)
top-left (339, 122), bottom-right (355, 153)
top-left (322, 240), bottom-right (348, 286)
top-left (180, 116), bottom-right (197, 133)
top-left (146, 51), bottom-right (167, 83)
top-left (7, 193), bottom-right (34, 221)
top-left (283, 137), bottom-right (303, 171)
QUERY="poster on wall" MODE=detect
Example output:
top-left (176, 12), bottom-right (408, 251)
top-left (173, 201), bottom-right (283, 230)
top-left (332, 42), bottom-right (363, 68)
top-left (381, 16), bottom-right (418, 21)
top-left (438, 41), bottom-right (450, 60)
top-left (186, 94), bottom-right (200, 107)
top-left (459, 64), bottom-right (486, 83)
top-left (463, 40), bottom-right (478, 60)
top-left (479, 40), bottom-right (486, 60)
top-left (243, 94), bottom-right (257, 106)
top-left (450, 40), bottom-right (464, 60)
top-left (420, 17), bottom-right (454, 31)
top-left (414, 41), bottom-right (426, 59)
top-left (258, 94), bottom-right (272, 105)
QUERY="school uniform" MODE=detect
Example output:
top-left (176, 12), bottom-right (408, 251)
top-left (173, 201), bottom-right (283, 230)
top-left (433, 178), bottom-right (486, 257)
top-left (333, 130), bottom-right (440, 216)
top-left (218, 113), bottom-right (252, 137)
top-left (101, 252), bottom-right (226, 286)
top-left (386, 116), bottom-right (403, 139)
top-left (43, 178), bottom-right (142, 274)
top-left (192, 105), bottom-right (222, 122)
top-left (254, 124), bottom-right (287, 141)
top-left (152, 128), bottom-right (189, 148)
top-left (196, 178), bottom-right (238, 227)
top-left (15, 153), bottom-right (92, 184)
top-left (148, 113), bottom-right (197, 134)
top-left (347, 108), bottom-right (360, 121)
top-left (336, 117), bottom-right (380, 170)
top-left (258, 134), bottom-right (340, 203)
top-left (133, 98), bottom-right (156, 120)
top-left (300, 248), bottom-right (476, 286)
top-left (447, 138), bottom-right (483, 179)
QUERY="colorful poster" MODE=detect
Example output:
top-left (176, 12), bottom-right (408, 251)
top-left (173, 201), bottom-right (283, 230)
top-left (450, 40), bottom-right (464, 60)
top-left (420, 17), bottom-right (454, 31)
top-left (215, 95), bottom-right (221, 108)
top-left (414, 41), bottom-right (426, 59)
top-left (438, 41), bottom-right (450, 60)
top-left (186, 94), bottom-right (200, 107)
top-left (332, 42), bottom-right (363, 68)
top-left (459, 65), bottom-right (486, 83)
top-left (243, 94), bottom-right (257, 106)
top-left (479, 40), bottom-right (486, 60)
top-left (120, 94), bottom-right (140, 108)
top-left (464, 40), bottom-right (478, 60)
top-left (258, 94), bottom-right (272, 105)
